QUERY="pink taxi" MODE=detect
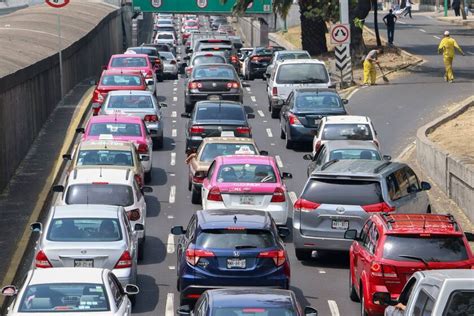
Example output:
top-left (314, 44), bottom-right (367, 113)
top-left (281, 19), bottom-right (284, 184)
top-left (77, 115), bottom-right (153, 182)
top-left (201, 155), bottom-right (292, 226)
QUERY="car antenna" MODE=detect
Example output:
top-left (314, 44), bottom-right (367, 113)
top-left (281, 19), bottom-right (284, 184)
top-left (233, 215), bottom-right (237, 224)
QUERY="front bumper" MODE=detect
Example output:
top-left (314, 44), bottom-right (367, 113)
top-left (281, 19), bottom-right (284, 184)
top-left (287, 124), bottom-right (318, 143)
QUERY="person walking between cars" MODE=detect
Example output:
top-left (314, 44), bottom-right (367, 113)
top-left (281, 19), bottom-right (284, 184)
top-left (404, 0), bottom-right (413, 18)
top-left (438, 31), bottom-right (465, 83)
top-left (363, 48), bottom-right (383, 86)
top-left (383, 9), bottom-right (397, 45)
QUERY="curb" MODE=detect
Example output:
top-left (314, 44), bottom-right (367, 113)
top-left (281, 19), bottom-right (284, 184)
top-left (434, 16), bottom-right (474, 28)
top-left (268, 33), bottom-right (298, 50)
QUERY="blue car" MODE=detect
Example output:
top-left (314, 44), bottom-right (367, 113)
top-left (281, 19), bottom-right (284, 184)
top-left (171, 209), bottom-right (291, 307)
top-left (177, 288), bottom-right (319, 316)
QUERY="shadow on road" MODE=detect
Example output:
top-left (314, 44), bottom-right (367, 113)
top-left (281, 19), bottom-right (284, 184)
top-left (134, 274), bottom-right (160, 313)
top-left (145, 195), bottom-right (160, 218)
top-left (139, 235), bottom-right (167, 266)
top-left (151, 167), bottom-right (168, 186)
top-left (301, 250), bottom-right (351, 270)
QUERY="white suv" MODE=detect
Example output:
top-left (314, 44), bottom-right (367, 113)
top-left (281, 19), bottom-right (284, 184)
top-left (53, 167), bottom-right (152, 255)
top-left (267, 59), bottom-right (331, 118)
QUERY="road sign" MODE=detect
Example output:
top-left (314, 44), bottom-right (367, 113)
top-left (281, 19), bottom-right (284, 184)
top-left (330, 24), bottom-right (350, 45)
top-left (45, 0), bottom-right (69, 8)
top-left (334, 44), bottom-right (352, 87)
top-left (133, 0), bottom-right (272, 14)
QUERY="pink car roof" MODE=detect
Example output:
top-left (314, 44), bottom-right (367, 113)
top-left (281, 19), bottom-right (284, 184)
top-left (217, 155), bottom-right (275, 166)
top-left (87, 115), bottom-right (143, 124)
top-left (110, 53), bottom-right (150, 59)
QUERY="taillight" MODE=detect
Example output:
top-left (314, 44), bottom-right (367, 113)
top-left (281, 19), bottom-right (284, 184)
top-left (170, 60), bottom-right (177, 65)
top-left (134, 174), bottom-right (143, 188)
top-left (235, 126), bottom-right (251, 135)
top-left (288, 113), bottom-right (302, 125)
top-left (371, 262), bottom-right (398, 278)
top-left (362, 202), bottom-right (395, 213)
top-left (137, 144), bottom-right (148, 154)
top-left (271, 187), bottom-right (286, 203)
top-left (294, 198), bottom-right (321, 212)
top-left (189, 126), bottom-right (204, 134)
top-left (185, 248), bottom-right (215, 266)
top-left (258, 250), bottom-right (286, 266)
top-left (272, 87), bottom-right (278, 96)
top-left (188, 81), bottom-right (202, 89)
top-left (127, 209), bottom-right (141, 221)
top-left (193, 171), bottom-right (206, 183)
top-left (35, 250), bottom-right (52, 268)
top-left (314, 140), bottom-right (321, 153)
top-left (115, 251), bottom-right (132, 269)
top-left (144, 70), bottom-right (153, 79)
top-left (230, 55), bottom-right (238, 63)
top-left (144, 114), bottom-right (159, 122)
top-left (207, 186), bottom-right (223, 201)
top-left (226, 81), bottom-right (240, 89)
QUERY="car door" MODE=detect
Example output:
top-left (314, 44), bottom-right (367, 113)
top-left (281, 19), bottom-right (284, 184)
top-left (177, 215), bottom-right (197, 271)
top-left (405, 166), bottom-right (429, 212)
top-left (108, 273), bottom-right (130, 315)
top-left (123, 212), bottom-right (138, 264)
top-left (307, 145), bottom-right (327, 177)
top-left (385, 168), bottom-right (414, 213)
top-left (353, 220), bottom-right (371, 293)
top-left (194, 294), bottom-right (209, 316)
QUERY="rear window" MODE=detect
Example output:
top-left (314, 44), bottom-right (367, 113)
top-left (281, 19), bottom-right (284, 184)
top-left (217, 164), bottom-right (276, 183)
top-left (200, 143), bottom-right (256, 162)
top-left (89, 123), bottom-right (142, 137)
top-left (295, 93), bottom-right (342, 110)
top-left (443, 290), bottom-right (474, 316)
top-left (277, 53), bottom-right (310, 60)
top-left (196, 229), bottom-right (276, 249)
top-left (101, 75), bottom-right (142, 87)
top-left (322, 123), bottom-right (373, 141)
top-left (196, 106), bottom-right (245, 121)
top-left (200, 46), bottom-right (233, 52)
top-left (329, 149), bottom-right (380, 161)
top-left (77, 149), bottom-right (133, 166)
top-left (159, 52), bottom-right (175, 60)
top-left (276, 63), bottom-right (328, 84)
top-left (107, 95), bottom-right (153, 109)
top-left (66, 184), bottom-right (134, 206)
top-left (47, 218), bottom-right (122, 242)
top-left (302, 179), bottom-right (383, 205)
top-left (383, 236), bottom-right (469, 262)
top-left (212, 307), bottom-right (295, 316)
top-left (185, 21), bottom-right (198, 27)
top-left (110, 57), bottom-right (147, 67)
top-left (193, 67), bottom-right (235, 79)
top-left (158, 34), bottom-right (174, 39)
top-left (193, 55), bottom-right (226, 65)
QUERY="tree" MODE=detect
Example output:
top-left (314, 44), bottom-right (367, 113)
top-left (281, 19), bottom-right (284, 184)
top-left (372, 0), bottom-right (382, 47)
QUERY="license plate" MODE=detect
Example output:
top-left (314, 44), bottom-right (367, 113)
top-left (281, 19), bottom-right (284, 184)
top-left (227, 258), bottom-right (246, 269)
top-left (331, 220), bottom-right (349, 230)
top-left (74, 259), bottom-right (94, 267)
top-left (208, 95), bottom-right (221, 101)
top-left (240, 195), bottom-right (255, 205)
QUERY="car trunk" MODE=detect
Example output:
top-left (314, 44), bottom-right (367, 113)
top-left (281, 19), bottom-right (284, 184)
top-left (250, 55), bottom-right (272, 69)
top-left (292, 111), bottom-right (345, 129)
top-left (191, 121), bottom-right (250, 138)
top-left (193, 79), bottom-right (235, 92)
top-left (217, 183), bottom-right (279, 209)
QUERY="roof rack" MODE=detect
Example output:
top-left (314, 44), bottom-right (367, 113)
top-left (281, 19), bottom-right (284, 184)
top-left (380, 213), bottom-right (460, 231)
top-left (373, 161), bottom-right (392, 174)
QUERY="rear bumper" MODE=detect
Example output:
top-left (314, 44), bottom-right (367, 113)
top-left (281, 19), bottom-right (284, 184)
top-left (287, 125), bottom-right (318, 142)
top-left (293, 229), bottom-right (353, 252)
top-left (249, 66), bottom-right (268, 77)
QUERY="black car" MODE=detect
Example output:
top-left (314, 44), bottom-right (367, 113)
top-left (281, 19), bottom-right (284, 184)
top-left (279, 88), bottom-right (348, 149)
top-left (184, 64), bottom-right (243, 113)
top-left (244, 46), bottom-right (285, 80)
top-left (181, 101), bottom-right (254, 153)
top-left (127, 46), bottom-right (164, 82)
top-left (177, 288), bottom-right (319, 316)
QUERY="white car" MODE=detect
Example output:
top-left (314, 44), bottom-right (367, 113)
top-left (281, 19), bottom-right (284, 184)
top-left (52, 167), bottom-right (152, 253)
top-left (266, 59), bottom-right (331, 118)
top-left (154, 31), bottom-right (177, 48)
top-left (265, 50), bottom-right (311, 78)
top-left (312, 115), bottom-right (379, 155)
top-left (158, 51), bottom-right (179, 79)
top-left (1, 267), bottom-right (138, 315)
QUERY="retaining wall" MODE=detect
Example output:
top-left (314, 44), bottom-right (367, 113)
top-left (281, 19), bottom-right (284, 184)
top-left (416, 98), bottom-right (474, 223)
top-left (238, 17), bottom-right (269, 47)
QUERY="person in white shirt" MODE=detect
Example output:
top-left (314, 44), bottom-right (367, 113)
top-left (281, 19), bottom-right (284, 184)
top-left (404, 0), bottom-right (413, 18)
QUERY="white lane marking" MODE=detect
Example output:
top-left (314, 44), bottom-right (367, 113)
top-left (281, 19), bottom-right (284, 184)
top-left (266, 128), bottom-right (273, 137)
top-left (173, 80), bottom-right (178, 85)
top-left (328, 300), bottom-right (340, 316)
top-left (275, 155), bottom-right (283, 168)
top-left (165, 293), bottom-right (174, 316)
top-left (319, 269), bottom-right (326, 274)
top-left (169, 185), bottom-right (176, 203)
top-left (171, 111), bottom-right (177, 117)
top-left (250, 96), bottom-right (256, 102)
top-left (433, 35), bottom-right (441, 39)
top-left (170, 152), bottom-right (176, 166)
top-left (173, 96), bottom-right (178, 102)
top-left (263, 120), bottom-right (268, 123)
top-left (257, 110), bottom-right (265, 117)
top-left (398, 20), bottom-right (407, 24)
top-left (166, 234), bottom-right (175, 253)
top-left (289, 191), bottom-right (297, 205)
top-left (419, 28), bottom-right (426, 33)
top-left (172, 120), bottom-right (176, 123)
top-left (426, 15), bottom-right (434, 19)
top-left (245, 87), bottom-right (251, 92)
top-left (168, 266), bottom-right (175, 270)
top-left (345, 87), bottom-right (360, 100)
top-left (172, 103), bottom-right (176, 107)
top-left (172, 129), bottom-right (177, 137)
top-left (167, 215), bottom-right (174, 219)
top-left (173, 87), bottom-right (178, 91)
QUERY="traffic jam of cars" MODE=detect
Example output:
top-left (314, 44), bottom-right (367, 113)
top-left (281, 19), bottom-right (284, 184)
top-left (2, 13), bottom-right (473, 316)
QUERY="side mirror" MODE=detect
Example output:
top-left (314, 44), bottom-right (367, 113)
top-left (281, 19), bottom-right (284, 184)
top-left (304, 306), bottom-right (318, 316)
top-left (147, 80), bottom-right (155, 86)
top-left (383, 155), bottom-right (392, 161)
top-left (328, 83), bottom-right (336, 89)
top-left (342, 99), bottom-right (349, 104)
top-left (264, 72), bottom-right (271, 78)
top-left (177, 305), bottom-right (191, 316)
top-left (247, 113), bottom-right (255, 119)
top-left (62, 154), bottom-right (72, 160)
top-left (1, 285), bottom-right (18, 297)
top-left (373, 292), bottom-right (396, 306)
top-left (160, 102), bottom-right (168, 108)
top-left (171, 226), bottom-right (186, 235)
top-left (465, 232), bottom-right (474, 242)
top-left (76, 127), bottom-right (85, 134)
top-left (124, 284), bottom-right (140, 296)
top-left (281, 172), bottom-right (292, 179)
top-left (52, 185), bottom-right (64, 193)
top-left (134, 223), bottom-right (144, 231)
top-left (344, 229), bottom-right (359, 240)
top-left (421, 181), bottom-right (431, 191)
top-left (181, 113), bottom-right (191, 118)
top-left (140, 155), bottom-right (150, 162)
top-left (259, 150), bottom-right (268, 156)
top-left (102, 65), bottom-right (108, 70)
top-left (303, 154), bottom-right (313, 161)
top-left (278, 227), bottom-right (290, 238)
top-left (30, 222), bottom-right (42, 233)
top-left (142, 186), bottom-right (153, 193)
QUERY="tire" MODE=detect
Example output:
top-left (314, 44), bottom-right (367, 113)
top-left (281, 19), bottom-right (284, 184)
top-left (285, 131), bottom-right (293, 149)
top-left (360, 284), bottom-right (368, 316)
top-left (349, 272), bottom-right (360, 302)
top-left (280, 128), bottom-right (285, 139)
top-left (144, 170), bottom-right (152, 183)
top-left (129, 294), bottom-right (136, 307)
top-left (188, 177), bottom-right (192, 191)
top-left (185, 102), bottom-right (193, 113)
top-left (295, 249), bottom-right (312, 261)
top-left (157, 73), bottom-right (164, 82)
top-left (271, 106), bottom-right (279, 119)
top-left (191, 185), bottom-right (201, 204)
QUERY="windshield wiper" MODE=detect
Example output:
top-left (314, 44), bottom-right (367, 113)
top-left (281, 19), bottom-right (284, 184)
top-left (234, 245), bottom-right (257, 249)
top-left (398, 255), bottom-right (429, 268)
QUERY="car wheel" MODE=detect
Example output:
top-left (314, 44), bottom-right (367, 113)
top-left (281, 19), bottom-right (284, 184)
top-left (138, 238), bottom-right (145, 261)
top-left (360, 283), bottom-right (368, 316)
top-left (144, 170), bottom-right (152, 183)
top-left (185, 102), bottom-right (193, 113)
top-left (191, 185), bottom-right (201, 205)
top-left (271, 106), bottom-right (279, 119)
top-left (295, 249), bottom-right (312, 261)
top-left (158, 74), bottom-right (164, 82)
top-left (248, 73), bottom-right (254, 81)
top-left (188, 177), bottom-right (192, 191)
top-left (129, 293), bottom-right (136, 306)
top-left (349, 272), bottom-right (360, 302)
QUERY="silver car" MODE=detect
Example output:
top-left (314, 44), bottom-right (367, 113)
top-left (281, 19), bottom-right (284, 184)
top-left (159, 51), bottom-right (179, 79)
top-left (100, 90), bottom-right (167, 149)
top-left (30, 205), bottom-right (138, 286)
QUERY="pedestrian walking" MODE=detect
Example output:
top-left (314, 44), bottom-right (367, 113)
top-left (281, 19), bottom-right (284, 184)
top-left (383, 9), bottom-right (398, 45)
top-left (363, 48), bottom-right (383, 86)
top-left (404, 0), bottom-right (413, 18)
top-left (438, 31), bottom-right (465, 83)
top-left (452, 0), bottom-right (461, 16)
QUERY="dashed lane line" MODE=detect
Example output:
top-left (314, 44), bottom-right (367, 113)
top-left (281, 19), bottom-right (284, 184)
top-left (172, 129), bottom-right (177, 137)
top-left (398, 20), bottom-right (407, 24)
top-left (166, 234), bottom-right (175, 253)
top-left (257, 110), bottom-right (265, 117)
top-left (275, 155), bottom-right (283, 168)
top-left (419, 28), bottom-right (426, 33)
top-left (165, 293), bottom-right (174, 316)
top-left (169, 185), bottom-right (176, 204)
top-left (245, 87), bottom-right (251, 92)
top-left (170, 152), bottom-right (176, 166)
top-left (289, 191), bottom-right (297, 205)
top-left (171, 111), bottom-right (177, 118)
top-left (266, 128), bottom-right (273, 138)
top-left (328, 300), bottom-right (340, 316)
top-left (173, 87), bottom-right (178, 91)
top-left (467, 51), bottom-right (474, 56)
top-left (433, 35), bottom-right (441, 39)
top-left (250, 96), bottom-right (257, 102)
top-left (173, 96), bottom-right (178, 102)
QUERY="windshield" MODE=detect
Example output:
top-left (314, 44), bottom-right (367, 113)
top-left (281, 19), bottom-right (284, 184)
top-left (89, 123), bottom-right (142, 137)
top-left (100, 75), bottom-right (142, 87)
top-left (19, 283), bottom-right (110, 312)
top-left (193, 55), bottom-right (226, 65)
top-left (276, 63), bottom-right (328, 84)
top-left (77, 149), bottom-right (133, 166)
top-left (65, 184), bottom-right (134, 206)
top-left (185, 21), bottom-right (198, 27)
top-left (110, 57), bottom-right (147, 67)
top-left (47, 218), bottom-right (122, 242)
top-left (200, 143), bottom-right (256, 161)
top-left (107, 95), bottom-right (154, 109)
top-left (329, 149), bottom-right (381, 160)
top-left (321, 124), bottom-right (373, 141)
top-left (217, 164), bottom-right (277, 183)
top-left (383, 236), bottom-right (469, 262)
top-left (295, 94), bottom-right (342, 110)
top-left (196, 229), bottom-right (276, 249)
top-left (213, 307), bottom-right (295, 316)
top-left (195, 106), bottom-right (245, 121)
top-left (193, 67), bottom-right (235, 79)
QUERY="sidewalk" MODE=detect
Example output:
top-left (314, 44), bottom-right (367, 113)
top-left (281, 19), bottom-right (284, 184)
top-left (429, 10), bottom-right (474, 28)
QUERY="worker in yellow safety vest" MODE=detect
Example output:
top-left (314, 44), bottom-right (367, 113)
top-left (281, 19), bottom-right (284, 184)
top-left (438, 31), bottom-right (465, 83)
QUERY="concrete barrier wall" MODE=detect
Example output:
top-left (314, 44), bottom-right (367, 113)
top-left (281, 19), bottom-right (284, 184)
top-left (238, 17), bottom-right (269, 47)
top-left (416, 98), bottom-right (474, 223)
top-left (274, 4), bottom-right (300, 31)
top-left (0, 4), bottom-right (131, 191)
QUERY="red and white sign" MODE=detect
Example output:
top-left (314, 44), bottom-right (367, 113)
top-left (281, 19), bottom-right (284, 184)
top-left (45, 0), bottom-right (69, 8)
top-left (330, 24), bottom-right (350, 45)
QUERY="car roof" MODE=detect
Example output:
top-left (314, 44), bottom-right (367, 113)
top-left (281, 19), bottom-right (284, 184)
top-left (194, 63), bottom-right (234, 69)
top-left (197, 209), bottom-right (272, 230)
top-left (107, 90), bottom-right (153, 96)
top-left (157, 31), bottom-right (175, 35)
top-left (324, 140), bottom-right (380, 151)
top-left (111, 53), bottom-right (149, 58)
top-left (324, 115), bottom-right (370, 123)
top-left (207, 289), bottom-right (295, 307)
top-left (68, 167), bottom-right (133, 185)
top-left (276, 50), bottom-right (309, 55)
top-left (78, 140), bottom-right (134, 151)
top-left (418, 269), bottom-right (474, 280)
top-left (294, 88), bottom-right (338, 94)
top-left (102, 69), bottom-right (142, 76)
top-left (217, 155), bottom-right (273, 165)
top-left (312, 159), bottom-right (401, 178)
top-left (376, 213), bottom-right (463, 235)
top-left (127, 46), bottom-right (157, 52)
top-left (88, 115), bottom-right (143, 124)
top-left (52, 204), bottom-right (121, 219)
top-left (201, 137), bottom-right (256, 144)
top-left (29, 268), bottom-right (106, 285)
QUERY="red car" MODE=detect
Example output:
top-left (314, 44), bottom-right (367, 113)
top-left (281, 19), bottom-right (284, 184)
top-left (345, 213), bottom-right (474, 316)
top-left (91, 70), bottom-right (147, 115)
top-left (106, 53), bottom-right (156, 90)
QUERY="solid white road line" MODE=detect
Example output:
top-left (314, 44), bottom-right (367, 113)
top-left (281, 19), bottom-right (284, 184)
top-left (170, 152), bottom-right (176, 166)
top-left (173, 96), bottom-right (178, 102)
top-left (250, 96), bottom-right (257, 102)
top-left (289, 191), bottom-right (297, 205)
top-left (275, 155), bottom-right (283, 168)
top-left (169, 185), bottom-right (176, 203)
top-left (266, 128), bottom-right (273, 137)
top-left (433, 35), bottom-right (441, 39)
top-left (419, 28), bottom-right (426, 33)
top-left (172, 129), bottom-right (177, 137)
top-left (166, 234), bottom-right (175, 253)
top-left (165, 293), bottom-right (174, 316)
top-left (328, 300), bottom-right (340, 316)
top-left (257, 110), bottom-right (265, 117)
top-left (171, 111), bottom-right (177, 118)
